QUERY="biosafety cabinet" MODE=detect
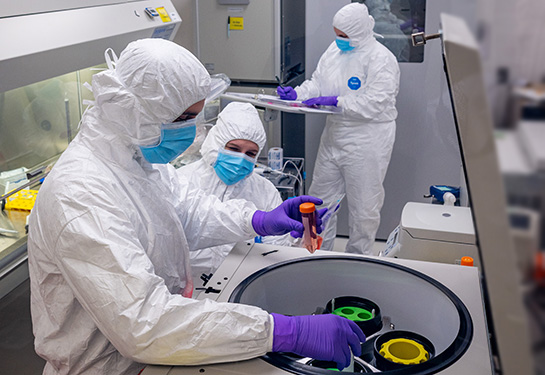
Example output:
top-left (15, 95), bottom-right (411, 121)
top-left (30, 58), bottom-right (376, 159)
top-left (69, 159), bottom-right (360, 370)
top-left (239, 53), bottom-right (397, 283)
top-left (0, 0), bottom-right (182, 293)
top-left (0, 3), bottom-right (182, 373)
top-left (0, 0), bottom-right (182, 93)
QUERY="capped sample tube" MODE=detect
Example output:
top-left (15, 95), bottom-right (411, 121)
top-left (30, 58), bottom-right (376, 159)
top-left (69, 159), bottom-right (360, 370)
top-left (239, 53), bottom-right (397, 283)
top-left (300, 202), bottom-right (318, 253)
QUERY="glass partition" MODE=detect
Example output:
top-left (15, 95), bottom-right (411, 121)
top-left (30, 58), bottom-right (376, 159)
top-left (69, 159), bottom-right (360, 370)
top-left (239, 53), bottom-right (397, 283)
top-left (0, 66), bottom-right (102, 173)
top-left (353, 0), bottom-right (426, 62)
top-left (0, 64), bottom-right (105, 263)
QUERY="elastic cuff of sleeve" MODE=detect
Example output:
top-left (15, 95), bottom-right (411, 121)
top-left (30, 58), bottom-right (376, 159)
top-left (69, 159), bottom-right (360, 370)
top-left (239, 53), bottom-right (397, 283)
top-left (267, 314), bottom-right (275, 352)
top-left (252, 210), bottom-right (268, 236)
top-left (246, 208), bottom-right (259, 237)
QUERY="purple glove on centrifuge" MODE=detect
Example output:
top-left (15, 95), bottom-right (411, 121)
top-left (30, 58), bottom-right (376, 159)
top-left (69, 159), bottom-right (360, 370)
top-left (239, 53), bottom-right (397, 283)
top-left (252, 195), bottom-right (326, 238)
top-left (277, 86), bottom-right (298, 100)
top-left (271, 313), bottom-right (366, 371)
top-left (302, 96), bottom-right (338, 107)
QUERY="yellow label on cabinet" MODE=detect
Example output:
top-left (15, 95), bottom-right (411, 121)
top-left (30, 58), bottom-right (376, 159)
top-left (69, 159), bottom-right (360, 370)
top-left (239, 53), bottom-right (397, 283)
top-left (229, 17), bottom-right (244, 30)
top-left (156, 7), bottom-right (171, 22)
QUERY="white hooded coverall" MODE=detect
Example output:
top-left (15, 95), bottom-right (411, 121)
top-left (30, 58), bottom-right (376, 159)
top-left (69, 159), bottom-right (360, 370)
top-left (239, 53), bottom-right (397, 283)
top-left (297, 3), bottom-right (400, 254)
top-left (27, 39), bottom-right (273, 375)
top-left (177, 102), bottom-right (293, 277)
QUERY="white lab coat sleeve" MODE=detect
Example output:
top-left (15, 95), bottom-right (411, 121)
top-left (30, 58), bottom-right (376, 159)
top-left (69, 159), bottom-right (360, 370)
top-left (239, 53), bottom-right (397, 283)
top-left (261, 229), bottom-right (295, 247)
top-left (175, 178), bottom-right (259, 251)
top-left (294, 44), bottom-right (335, 100)
top-left (336, 53), bottom-right (400, 122)
top-left (294, 76), bottom-right (321, 101)
top-left (53, 202), bottom-right (273, 365)
top-left (260, 188), bottom-right (296, 247)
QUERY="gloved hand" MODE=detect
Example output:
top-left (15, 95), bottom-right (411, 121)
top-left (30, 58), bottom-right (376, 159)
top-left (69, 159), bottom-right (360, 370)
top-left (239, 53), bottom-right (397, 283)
top-left (252, 195), bottom-right (327, 238)
top-left (271, 313), bottom-right (366, 371)
top-left (302, 96), bottom-right (338, 107)
top-left (277, 86), bottom-right (298, 100)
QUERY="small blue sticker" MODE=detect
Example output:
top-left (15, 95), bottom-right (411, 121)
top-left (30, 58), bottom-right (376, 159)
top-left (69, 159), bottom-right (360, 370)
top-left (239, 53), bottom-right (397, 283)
top-left (151, 24), bottom-right (176, 40)
top-left (347, 76), bottom-right (361, 90)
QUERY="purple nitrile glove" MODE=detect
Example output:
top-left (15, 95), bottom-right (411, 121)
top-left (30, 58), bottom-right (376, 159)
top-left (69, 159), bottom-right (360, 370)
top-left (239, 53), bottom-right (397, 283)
top-left (252, 195), bottom-right (327, 238)
top-left (302, 96), bottom-right (338, 107)
top-left (277, 86), bottom-right (298, 100)
top-left (271, 313), bottom-right (366, 371)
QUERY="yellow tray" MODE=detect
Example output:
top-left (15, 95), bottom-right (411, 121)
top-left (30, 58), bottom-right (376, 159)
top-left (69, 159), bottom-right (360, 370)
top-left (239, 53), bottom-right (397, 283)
top-left (4, 189), bottom-right (39, 211)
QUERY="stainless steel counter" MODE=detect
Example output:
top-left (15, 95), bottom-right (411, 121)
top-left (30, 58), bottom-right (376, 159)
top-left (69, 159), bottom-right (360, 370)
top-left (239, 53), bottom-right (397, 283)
top-left (0, 209), bottom-right (30, 299)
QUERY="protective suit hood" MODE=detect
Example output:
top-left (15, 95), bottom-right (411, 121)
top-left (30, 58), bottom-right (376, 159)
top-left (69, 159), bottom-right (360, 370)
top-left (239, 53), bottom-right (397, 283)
top-left (90, 38), bottom-right (211, 146)
top-left (332, 3), bottom-right (376, 49)
top-left (200, 102), bottom-right (266, 166)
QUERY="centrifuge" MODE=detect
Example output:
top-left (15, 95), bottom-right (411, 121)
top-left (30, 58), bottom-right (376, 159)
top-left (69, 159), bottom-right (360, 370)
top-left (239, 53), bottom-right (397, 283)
top-left (141, 242), bottom-right (492, 375)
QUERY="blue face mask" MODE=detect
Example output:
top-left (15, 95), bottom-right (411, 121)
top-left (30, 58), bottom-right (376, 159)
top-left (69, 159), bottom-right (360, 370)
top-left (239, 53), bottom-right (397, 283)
top-left (213, 149), bottom-right (256, 185)
top-left (336, 36), bottom-right (355, 52)
top-left (139, 119), bottom-right (197, 164)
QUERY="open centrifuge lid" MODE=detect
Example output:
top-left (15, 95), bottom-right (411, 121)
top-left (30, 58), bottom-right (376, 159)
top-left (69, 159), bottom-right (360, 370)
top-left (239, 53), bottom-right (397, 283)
top-left (440, 13), bottom-right (532, 374)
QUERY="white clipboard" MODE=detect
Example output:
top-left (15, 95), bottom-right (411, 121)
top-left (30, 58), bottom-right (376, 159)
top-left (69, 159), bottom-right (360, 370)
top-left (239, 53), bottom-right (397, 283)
top-left (221, 92), bottom-right (342, 115)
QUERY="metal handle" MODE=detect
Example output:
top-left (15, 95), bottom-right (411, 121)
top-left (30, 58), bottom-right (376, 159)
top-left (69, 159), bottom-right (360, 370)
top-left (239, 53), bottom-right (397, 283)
top-left (411, 31), bottom-right (442, 47)
top-left (0, 172), bottom-right (49, 202)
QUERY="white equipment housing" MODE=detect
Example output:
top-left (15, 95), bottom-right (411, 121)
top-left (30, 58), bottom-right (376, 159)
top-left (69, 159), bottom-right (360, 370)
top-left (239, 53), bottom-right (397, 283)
top-left (382, 202), bottom-right (479, 268)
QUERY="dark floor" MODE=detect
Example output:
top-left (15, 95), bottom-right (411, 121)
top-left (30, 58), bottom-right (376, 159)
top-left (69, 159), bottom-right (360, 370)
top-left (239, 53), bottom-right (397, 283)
top-left (0, 279), bottom-right (45, 375)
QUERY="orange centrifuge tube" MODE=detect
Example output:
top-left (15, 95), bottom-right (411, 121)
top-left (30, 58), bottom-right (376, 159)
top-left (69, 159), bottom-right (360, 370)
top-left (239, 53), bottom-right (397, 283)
top-left (300, 202), bottom-right (318, 253)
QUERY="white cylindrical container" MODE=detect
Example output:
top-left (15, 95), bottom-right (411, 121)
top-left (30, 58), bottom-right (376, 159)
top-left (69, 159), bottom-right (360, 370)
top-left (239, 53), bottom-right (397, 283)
top-left (268, 147), bottom-right (283, 170)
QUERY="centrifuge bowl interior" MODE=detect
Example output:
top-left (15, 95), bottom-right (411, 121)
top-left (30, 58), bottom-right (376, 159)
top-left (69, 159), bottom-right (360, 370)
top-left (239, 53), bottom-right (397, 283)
top-left (229, 256), bottom-right (473, 374)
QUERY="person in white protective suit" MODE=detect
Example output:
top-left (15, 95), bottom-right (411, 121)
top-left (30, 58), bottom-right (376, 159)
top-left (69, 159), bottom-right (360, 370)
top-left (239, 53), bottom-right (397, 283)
top-left (277, 2), bottom-right (400, 254)
top-left (27, 38), bottom-right (364, 375)
top-left (177, 102), bottom-right (294, 277)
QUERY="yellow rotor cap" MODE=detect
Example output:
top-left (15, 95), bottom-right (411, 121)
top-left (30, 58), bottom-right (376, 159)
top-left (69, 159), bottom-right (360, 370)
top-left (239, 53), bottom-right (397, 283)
top-left (379, 338), bottom-right (429, 365)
